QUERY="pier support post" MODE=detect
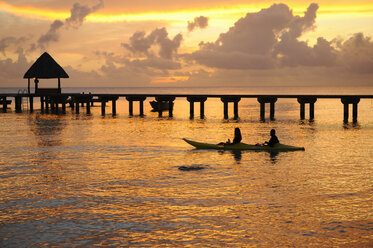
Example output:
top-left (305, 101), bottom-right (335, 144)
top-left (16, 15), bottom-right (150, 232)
top-left (75, 100), bottom-right (80, 114)
top-left (55, 101), bottom-right (59, 114)
top-left (112, 100), bottom-right (117, 116)
top-left (297, 97), bottom-right (317, 121)
top-left (155, 96), bottom-right (175, 118)
top-left (86, 102), bottom-right (90, 114)
top-left (353, 103), bottom-right (358, 123)
top-left (126, 96), bottom-right (147, 116)
top-left (257, 96), bottom-right (277, 121)
top-left (140, 101), bottom-right (144, 116)
top-left (29, 97), bottom-right (33, 112)
top-left (341, 97), bottom-right (360, 123)
top-left (187, 96), bottom-right (207, 119)
top-left (62, 102), bottom-right (66, 114)
top-left (15, 96), bottom-right (22, 113)
top-left (221, 96), bottom-right (241, 120)
top-left (129, 101), bottom-right (133, 115)
top-left (40, 97), bottom-right (45, 112)
top-left (260, 102), bottom-right (265, 120)
top-left (224, 102), bottom-right (228, 119)
top-left (300, 103), bottom-right (305, 120)
top-left (45, 97), bottom-right (49, 113)
top-left (189, 101), bottom-right (194, 119)
top-left (200, 101), bottom-right (205, 119)
top-left (2, 97), bottom-right (7, 113)
top-left (310, 102), bottom-right (315, 120)
top-left (101, 100), bottom-right (106, 116)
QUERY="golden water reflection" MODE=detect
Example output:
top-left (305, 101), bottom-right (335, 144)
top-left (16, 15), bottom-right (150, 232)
top-left (0, 98), bottom-right (372, 247)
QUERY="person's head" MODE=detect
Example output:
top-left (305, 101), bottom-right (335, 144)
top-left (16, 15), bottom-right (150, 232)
top-left (270, 129), bottom-right (276, 136)
top-left (235, 127), bottom-right (241, 136)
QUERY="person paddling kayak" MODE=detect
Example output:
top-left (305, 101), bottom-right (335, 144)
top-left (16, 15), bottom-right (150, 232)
top-left (219, 127), bottom-right (242, 146)
top-left (256, 129), bottom-right (279, 147)
top-left (264, 129), bottom-right (279, 147)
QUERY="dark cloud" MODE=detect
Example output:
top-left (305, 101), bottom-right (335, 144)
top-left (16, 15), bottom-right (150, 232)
top-left (0, 36), bottom-right (27, 55)
top-left (0, 48), bottom-right (30, 84)
top-left (65, 0), bottom-right (104, 28)
top-left (37, 0), bottom-right (104, 49)
top-left (188, 16), bottom-right (209, 32)
top-left (122, 27), bottom-right (183, 59)
top-left (338, 33), bottom-right (373, 74)
top-left (37, 20), bottom-right (64, 49)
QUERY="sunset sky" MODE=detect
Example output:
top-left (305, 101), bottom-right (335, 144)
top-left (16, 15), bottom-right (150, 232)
top-left (1, 0), bottom-right (373, 87)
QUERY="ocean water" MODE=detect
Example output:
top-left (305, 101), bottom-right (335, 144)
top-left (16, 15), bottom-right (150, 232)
top-left (0, 87), bottom-right (372, 247)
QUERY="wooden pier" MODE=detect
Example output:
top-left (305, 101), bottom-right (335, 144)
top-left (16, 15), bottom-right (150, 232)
top-left (0, 93), bottom-right (372, 123)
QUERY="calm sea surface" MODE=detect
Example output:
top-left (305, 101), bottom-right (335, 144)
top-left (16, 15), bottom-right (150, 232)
top-left (0, 87), bottom-right (372, 247)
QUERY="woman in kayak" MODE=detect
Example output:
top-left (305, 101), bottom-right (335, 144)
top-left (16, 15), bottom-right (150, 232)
top-left (264, 129), bottom-right (279, 147)
top-left (219, 127), bottom-right (242, 145)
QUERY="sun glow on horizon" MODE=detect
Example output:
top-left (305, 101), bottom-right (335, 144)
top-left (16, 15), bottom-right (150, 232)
top-left (1, 1), bottom-right (373, 24)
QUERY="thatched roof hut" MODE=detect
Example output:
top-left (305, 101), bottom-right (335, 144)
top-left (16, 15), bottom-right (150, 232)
top-left (24, 52), bottom-right (69, 94)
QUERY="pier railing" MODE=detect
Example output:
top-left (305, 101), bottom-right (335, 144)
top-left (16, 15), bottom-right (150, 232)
top-left (0, 93), bottom-right (372, 123)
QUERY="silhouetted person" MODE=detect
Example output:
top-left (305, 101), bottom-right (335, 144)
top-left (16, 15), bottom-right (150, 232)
top-left (264, 129), bottom-right (279, 147)
top-left (219, 127), bottom-right (242, 146)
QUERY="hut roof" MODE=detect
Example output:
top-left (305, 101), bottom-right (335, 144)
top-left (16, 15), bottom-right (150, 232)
top-left (24, 52), bottom-right (69, 79)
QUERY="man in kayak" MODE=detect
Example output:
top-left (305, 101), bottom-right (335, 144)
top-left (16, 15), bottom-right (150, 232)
top-left (264, 129), bottom-right (279, 147)
top-left (255, 129), bottom-right (279, 147)
top-left (219, 127), bottom-right (242, 146)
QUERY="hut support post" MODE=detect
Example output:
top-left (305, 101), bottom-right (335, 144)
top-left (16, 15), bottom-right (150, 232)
top-left (58, 78), bottom-right (61, 93)
top-left (28, 78), bottom-right (30, 94)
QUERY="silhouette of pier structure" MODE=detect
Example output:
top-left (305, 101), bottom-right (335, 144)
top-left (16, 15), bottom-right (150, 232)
top-left (1, 93), bottom-right (372, 123)
top-left (6, 52), bottom-right (369, 123)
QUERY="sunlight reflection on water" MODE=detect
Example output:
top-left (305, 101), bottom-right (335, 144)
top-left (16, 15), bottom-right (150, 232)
top-left (0, 96), bottom-right (372, 247)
